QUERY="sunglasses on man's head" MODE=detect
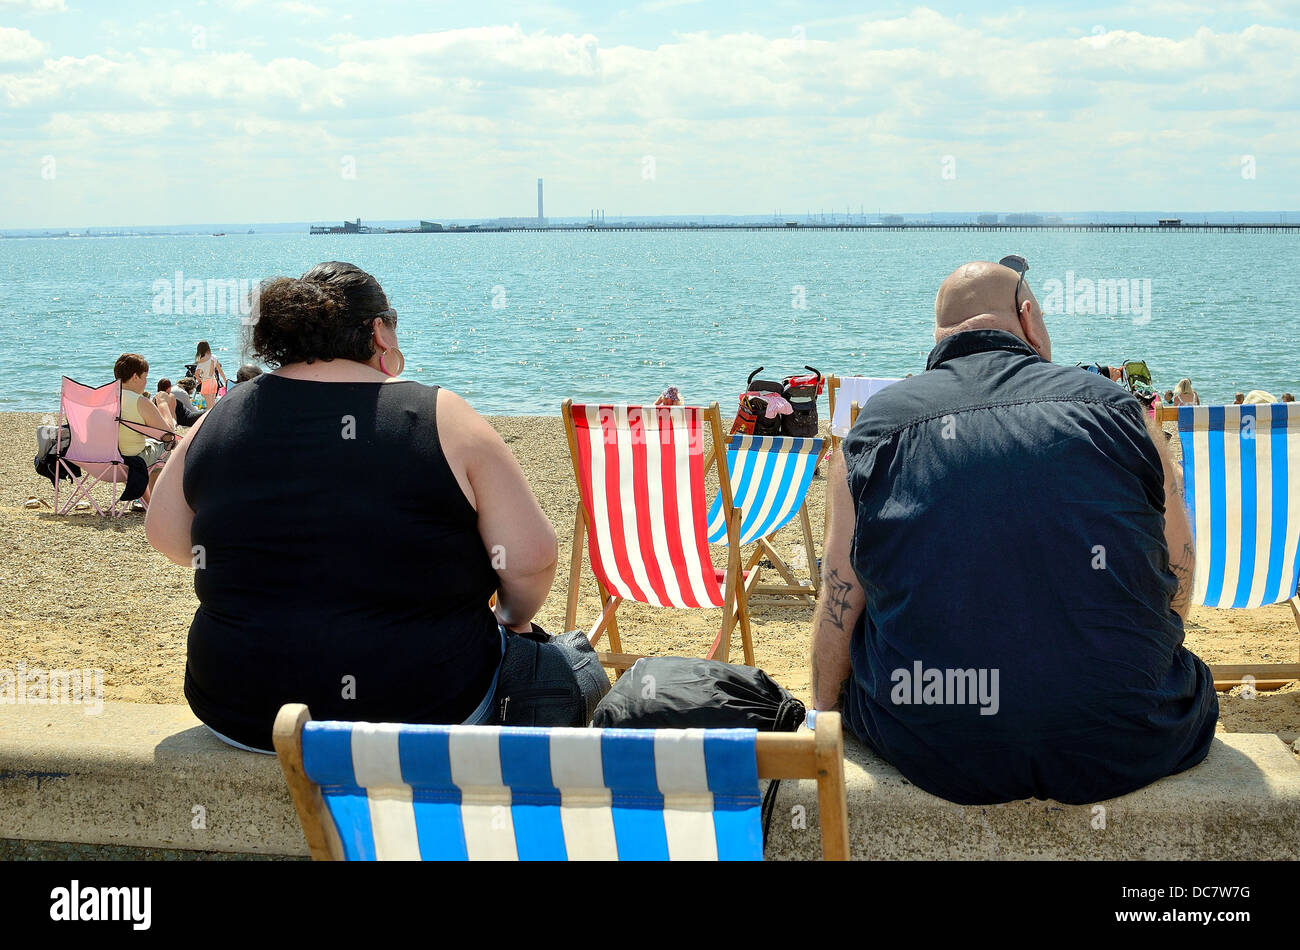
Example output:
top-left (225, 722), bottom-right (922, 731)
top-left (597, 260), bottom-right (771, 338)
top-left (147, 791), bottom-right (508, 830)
top-left (999, 255), bottom-right (1029, 317)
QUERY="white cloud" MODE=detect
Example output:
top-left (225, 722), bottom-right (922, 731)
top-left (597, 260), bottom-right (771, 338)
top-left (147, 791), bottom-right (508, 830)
top-left (0, 25), bottom-right (46, 61)
top-left (0, 0), bottom-right (66, 12)
top-left (278, 1), bottom-right (329, 18)
top-left (3, 11), bottom-right (1299, 221)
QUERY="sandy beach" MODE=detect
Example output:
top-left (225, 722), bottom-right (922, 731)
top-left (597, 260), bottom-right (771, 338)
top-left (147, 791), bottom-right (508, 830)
top-left (2, 410), bottom-right (1295, 755)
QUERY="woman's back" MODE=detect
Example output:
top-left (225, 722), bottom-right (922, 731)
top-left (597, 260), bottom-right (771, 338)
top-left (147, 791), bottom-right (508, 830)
top-left (181, 374), bottom-right (501, 749)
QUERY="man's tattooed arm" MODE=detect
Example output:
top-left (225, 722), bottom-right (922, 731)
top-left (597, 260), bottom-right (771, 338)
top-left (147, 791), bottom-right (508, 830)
top-left (822, 567), bottom-right (855, 631)
top-left (1169, 539), bottom-right (1195, 618)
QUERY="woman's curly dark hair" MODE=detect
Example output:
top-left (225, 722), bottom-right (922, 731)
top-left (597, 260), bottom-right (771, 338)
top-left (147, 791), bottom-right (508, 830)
top-left (246, 262), bottom-right (393, 367)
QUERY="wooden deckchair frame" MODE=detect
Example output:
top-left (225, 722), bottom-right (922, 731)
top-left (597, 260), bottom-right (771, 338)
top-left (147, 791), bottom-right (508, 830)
top-left (1156, 406), bottom-right (1300, 690)
top-left (273, 703), bottom-right (851, 861)
top-left (703, 437), bottom-right (822, 607)
top-left (561, 400), bottom-right (760, 670)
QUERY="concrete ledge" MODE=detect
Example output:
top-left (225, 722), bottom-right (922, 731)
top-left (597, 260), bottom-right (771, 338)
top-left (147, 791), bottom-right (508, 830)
top-left (768, 730), bottom-right (1300, 860)
top-left (0, 703), bottom-right (308, 856)
top-left (2, 703), bottom-right (1297, 859)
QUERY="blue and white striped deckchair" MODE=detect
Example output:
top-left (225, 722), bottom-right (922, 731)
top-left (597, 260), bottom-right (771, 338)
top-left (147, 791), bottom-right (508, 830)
top-left (273, 703), bottom-right (849, 861)
top-left (1164, 403), bottom-right (1300, 689)
top-left (705, 434), bottom-right (824, 604)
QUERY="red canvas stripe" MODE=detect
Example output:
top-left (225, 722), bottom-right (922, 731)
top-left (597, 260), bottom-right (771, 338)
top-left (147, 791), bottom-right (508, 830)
top-left (571, 406), bottom-right (618, 596)
top-left (657, 406), bottom-right (701, 608)
top-left (686, 409), bottom-right (725, 606)
top-left (630, 406), bottom-right (672, 606)
top-left (599, 407), bottom-right (649, 604)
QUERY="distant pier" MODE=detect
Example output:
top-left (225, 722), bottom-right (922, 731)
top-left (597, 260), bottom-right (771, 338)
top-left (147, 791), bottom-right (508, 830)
top-left (309, 221), bottom-right (1300, 235)
top-left (501, 222), bottom-right (1299, 234)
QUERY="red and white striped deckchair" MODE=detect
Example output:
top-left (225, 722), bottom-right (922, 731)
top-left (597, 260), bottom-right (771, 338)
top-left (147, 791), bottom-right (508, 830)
top-left (561, 401), bottom-right (760, 670)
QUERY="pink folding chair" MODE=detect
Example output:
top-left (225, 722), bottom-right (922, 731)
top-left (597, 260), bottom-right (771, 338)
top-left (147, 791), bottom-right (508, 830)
top-left (561, 400), bottom-right (760, 670)
top-left (52, 377), bottom-right (171, 518)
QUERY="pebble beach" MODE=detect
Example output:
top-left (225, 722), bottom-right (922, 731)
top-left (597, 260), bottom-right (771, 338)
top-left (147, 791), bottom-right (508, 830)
top-left (1, 410), bottom-right (1295, 757)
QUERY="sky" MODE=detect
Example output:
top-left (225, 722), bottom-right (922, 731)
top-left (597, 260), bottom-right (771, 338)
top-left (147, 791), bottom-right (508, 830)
top-left (1, 0), bottom-right (1298, 227)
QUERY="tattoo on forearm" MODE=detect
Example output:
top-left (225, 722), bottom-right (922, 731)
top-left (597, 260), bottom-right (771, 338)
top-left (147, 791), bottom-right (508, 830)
top-left (822, 568), bottom-right (854, 631)
top-left (1169, 540), bottom-right (1194, 611)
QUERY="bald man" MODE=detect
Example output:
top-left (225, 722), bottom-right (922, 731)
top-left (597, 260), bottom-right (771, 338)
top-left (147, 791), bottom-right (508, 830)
top-left (809, 260), bottom-right (1216, 806)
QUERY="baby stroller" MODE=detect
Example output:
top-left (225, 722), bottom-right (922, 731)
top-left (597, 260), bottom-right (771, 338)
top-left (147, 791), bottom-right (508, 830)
top-left (730, 366), bottom-right (823, 438)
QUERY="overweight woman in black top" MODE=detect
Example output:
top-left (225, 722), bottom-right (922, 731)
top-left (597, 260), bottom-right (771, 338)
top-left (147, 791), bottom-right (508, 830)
top-left (146, 262), bottom-right (558, 752)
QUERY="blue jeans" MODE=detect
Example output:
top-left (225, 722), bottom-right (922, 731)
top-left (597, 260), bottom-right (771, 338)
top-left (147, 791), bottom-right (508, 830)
top-left (206, 626), bottom-right (509, 754)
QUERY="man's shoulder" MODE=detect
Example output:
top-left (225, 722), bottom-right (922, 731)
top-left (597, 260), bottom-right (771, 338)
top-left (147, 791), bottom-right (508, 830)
top-left (850, 359), bottom-right (1146, 447)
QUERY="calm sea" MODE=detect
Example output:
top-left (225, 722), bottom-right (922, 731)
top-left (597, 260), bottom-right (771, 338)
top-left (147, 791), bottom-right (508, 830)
top-left (1, 230), bottom-right (1296, 413)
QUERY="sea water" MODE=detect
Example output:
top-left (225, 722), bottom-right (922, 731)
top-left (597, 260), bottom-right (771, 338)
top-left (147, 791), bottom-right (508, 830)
top-left (1, 229), bottom-right (1296, 413)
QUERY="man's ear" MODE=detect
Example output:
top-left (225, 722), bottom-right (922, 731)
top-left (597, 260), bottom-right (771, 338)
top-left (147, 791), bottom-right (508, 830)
top-left (1020, 304), bottom-right (1049, 358)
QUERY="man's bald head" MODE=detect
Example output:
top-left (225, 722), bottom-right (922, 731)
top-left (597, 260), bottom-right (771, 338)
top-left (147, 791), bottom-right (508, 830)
top-left (934, 260), bottom-right (1050, 361)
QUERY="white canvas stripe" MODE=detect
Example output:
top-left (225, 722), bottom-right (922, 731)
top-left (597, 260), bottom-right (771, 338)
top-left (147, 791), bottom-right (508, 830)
top-left (549, 729), bottom-right (618, 860)
top-left (615, 406), bottom-right (661, 605)
top-left (558, 789), bottom-right (619, 860)
top-left (350, 724), bottom-right (420, 860)
top-left (673, 409), bottom-right (717, 606)
top-left (585, 406), bottom-right (630, 599)
top-left (448, 729), bottom-right (518, 860)
top-left (654, 731), bottom-right (717, 860)
top-left (1191, 419), bottom-right (1213, 605)
top-left (652, 729), bottom-right (711, 793)
top-left (1219, 406), bottom-right (1243, 607)
top-left (364, 788), bottom-right (421, 860)
top-left (1247, 404), bottom-right (1275, 608)
top-left (762, 448), bottom-right (814, 542)
top-left (743, 448), bottom-right (785, 539)
top-left (643, 408), bottom-right (686, 607)
top-left (661, 796), bottom-right (719, 860)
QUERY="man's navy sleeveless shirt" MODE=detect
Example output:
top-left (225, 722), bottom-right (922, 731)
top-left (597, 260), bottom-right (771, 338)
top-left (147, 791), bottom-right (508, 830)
top-left (840, 329), bottom-right (1217, 805)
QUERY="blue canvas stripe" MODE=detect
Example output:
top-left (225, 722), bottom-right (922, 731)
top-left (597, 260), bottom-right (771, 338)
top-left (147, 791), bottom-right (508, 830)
top-left (602, 731), bottom-right (668, 860)
top-left (395, 726), bottom-right (454, 786)
top-left (742, 444), bottom-right (781, 540)
top-left (301, 722), bottom-right (357, 786)
top-left (394, 728), bottom-right (467, 860)
top-left (1233, 406), bottom-right (1258, 607)
top-left (703, 731), bottom-right (762, 861)
top-left (1204, 406), bottom-right (1227, 607)
top-left (499, 730), bottom-right (566, 860)
top-left (408, 790), bottom-right (468, 860)
top-left (1178, 408), bottom-right (1198, 548)
top-left (702, 730), bottom-right (759, 794)
top-left (751, 451), bottom-right (801, 541)
top-left (707, 437), bottom-right (757, 543)
top-left (322, 789), bottom-right (377, 860)
top-left (1264, 413), bottom-right (1290, 603)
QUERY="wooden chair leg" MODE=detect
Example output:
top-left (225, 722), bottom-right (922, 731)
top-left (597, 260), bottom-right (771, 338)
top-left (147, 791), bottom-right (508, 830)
top-left (799, 503), bottom-right (819, 597)
top-left (601, 581), bottom-right (623, 657)
top-left (736, 562), bottom-right (758, 667)
top-left (565, 507), bottom-right (585, 630)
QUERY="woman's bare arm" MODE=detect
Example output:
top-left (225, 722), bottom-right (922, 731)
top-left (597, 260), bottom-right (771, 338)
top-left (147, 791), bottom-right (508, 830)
top-left (145, 410), bottom-right (209, 565)
top-left (436, 388), bottom-right (558, 631)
